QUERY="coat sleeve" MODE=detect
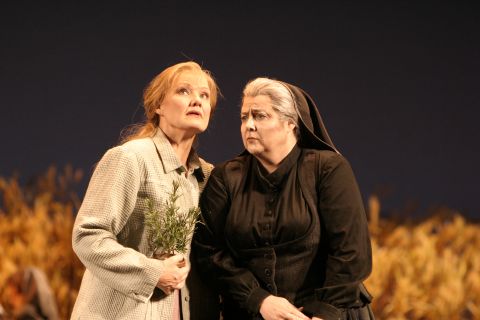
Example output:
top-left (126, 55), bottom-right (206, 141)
top-left (193, 165), bottom-right (271, 315)
top-left (303, 152), bottom-right (373, 318)
top-left (72, 146), bottom-right (165, 302)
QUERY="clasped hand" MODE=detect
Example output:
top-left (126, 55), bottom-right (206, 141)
top-left (156, 254), bottom-right (189, 295)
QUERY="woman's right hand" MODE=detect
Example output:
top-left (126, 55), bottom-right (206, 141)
top-left (156, 254), bottom-right (190, 295)
top-left (259, 295), bottom-right (310, 320)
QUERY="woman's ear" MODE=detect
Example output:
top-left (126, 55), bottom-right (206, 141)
top-left (287, 120), bottom-right (299, 140)
top-left (155, 107), bottom-right (161, 116)
top-left (287, 120), bottom-right (296, 131)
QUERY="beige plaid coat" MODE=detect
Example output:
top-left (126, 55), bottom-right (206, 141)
top-left (71, 129), bottom-right (213, 320)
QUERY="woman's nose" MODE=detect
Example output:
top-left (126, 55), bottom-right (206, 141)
top-left (191, 93), bottom-right (202, 106)
top-left (245, 117), bottom-right (255, 130)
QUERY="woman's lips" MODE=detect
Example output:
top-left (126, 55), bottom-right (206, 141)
top-left (186, 111), bottom-right (202, 117)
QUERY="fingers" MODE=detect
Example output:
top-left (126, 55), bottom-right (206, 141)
top-left (174, 279), bottom-right (186, 290)
top-left (175, 255), bottom-right (187, 268)
top-left (288, 306), bottom-right (309, 319)
top-left (159, 285), bottom-right (173, 295)
top-left (164, 254), bottom-right (188, 268)
top-left (170, 272), bottom-right (188, 289)
top-left (158, 276), bottom-right (185, 294)
top-left (159, 275), bottom-right (186, 294)
top-left (287, 310), bottom-right (310, 320)
top-left (157, 270), bottom-right (188, 288)
top-left (260, 295), bottom-right (310, 320)
top-left (156, 254), bottom-right (190, 293)
top-left (165, 254), bottom-right (186, 264)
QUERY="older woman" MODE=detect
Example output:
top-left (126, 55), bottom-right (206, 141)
top-left (71, 61), bottom-right (220, 320)
top-left (194, 78), bottom-right (374, 320)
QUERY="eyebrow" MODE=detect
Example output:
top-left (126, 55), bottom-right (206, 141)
top-left (240, 107), bottom-right (266, 115)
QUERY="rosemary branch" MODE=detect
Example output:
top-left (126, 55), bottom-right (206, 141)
top-left (145, 180), bottom-right (202, 256)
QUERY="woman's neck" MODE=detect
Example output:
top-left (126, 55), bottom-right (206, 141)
top-left (160, 128), bottom-right (195, 168)
top-left (256, 141), bottom-right (296, 174)
top-left (170, 139), bottom-right (194, 168)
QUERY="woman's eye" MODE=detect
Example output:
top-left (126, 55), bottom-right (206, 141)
top-left (200, 92), bottom-right (210, 99)
top-left (254, 113), bottom-right (267, 120)
top-left (178, 88), bottom-right (189, 95)
top-left (240, 115), bottom-right (248, 122)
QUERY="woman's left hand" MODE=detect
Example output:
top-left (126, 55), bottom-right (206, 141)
top-left (156, 254), bottom-right (190, 294)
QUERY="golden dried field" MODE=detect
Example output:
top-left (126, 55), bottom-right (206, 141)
top-left (1, 166), bottom-right (479, 319)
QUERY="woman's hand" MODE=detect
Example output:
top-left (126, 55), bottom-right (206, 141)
top-left (259, 295), bottom-right (310, 320)
top-left (312, 318), bottom-right (324, 320)
top-left (156, 254), bottom-right (190, 295)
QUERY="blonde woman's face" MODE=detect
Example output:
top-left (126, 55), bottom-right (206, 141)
top-left (240, 95), bottom-right (296, 160)
top-left (156, 71), bottom-right (211, 138)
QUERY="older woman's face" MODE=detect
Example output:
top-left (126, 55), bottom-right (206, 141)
top-left (241, 95), bottom-right (296, 160)
top-left (156, 71), bottom-right (211, 138)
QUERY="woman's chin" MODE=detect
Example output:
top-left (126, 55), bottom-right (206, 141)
top-left (186, 123), bottom-right (209, 135)
top-left (245, 147), bottom-right (262, 156)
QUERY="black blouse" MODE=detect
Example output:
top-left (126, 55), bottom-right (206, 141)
top-left (227, 146), bottom-right (311, 250)
top-left (194, 147), bottom-right (373, 320)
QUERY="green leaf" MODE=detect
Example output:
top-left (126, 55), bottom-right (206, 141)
top-left (144, 180), bottom-right (202, 256)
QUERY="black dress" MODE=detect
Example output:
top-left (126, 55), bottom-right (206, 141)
top-left (194, 146), bottom-right (374, 320)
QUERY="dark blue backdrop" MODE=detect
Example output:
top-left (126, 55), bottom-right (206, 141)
top-left (1, 1), bottom-right (479, 218)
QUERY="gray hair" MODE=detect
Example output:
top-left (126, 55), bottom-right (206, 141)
top-left (242, 77), bottom-right (299, 138)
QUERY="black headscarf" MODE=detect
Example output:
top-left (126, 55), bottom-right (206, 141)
top-left (280, 81), bottom-right (339, 153)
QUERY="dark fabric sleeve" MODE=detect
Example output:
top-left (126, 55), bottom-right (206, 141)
top-left (304, 153), bottom-right (373, 319)
top-left (192, 165), bottom-right (270, 315)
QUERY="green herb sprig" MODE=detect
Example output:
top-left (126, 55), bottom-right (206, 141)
top-left (145, 180), bottom-right (202, 256)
